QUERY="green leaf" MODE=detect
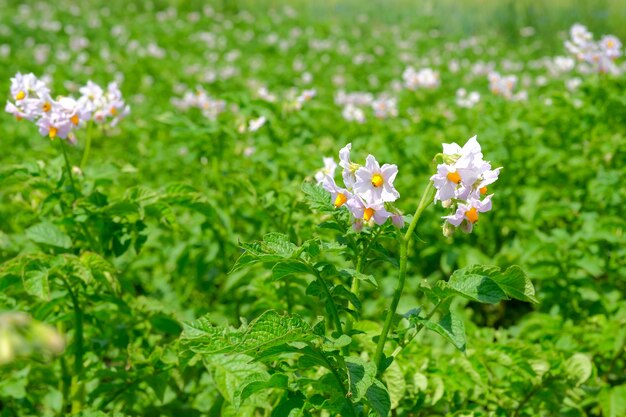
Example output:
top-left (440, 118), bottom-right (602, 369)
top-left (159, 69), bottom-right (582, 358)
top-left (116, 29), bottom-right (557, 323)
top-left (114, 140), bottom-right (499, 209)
top-left (302, 182), bottom-right (333, 213)
top-left (420, 308), bottom-right (466, 352)
top-left (340, 268), bottom-right (378, 288)
top-left (599, 385), bottom-right (626, 417)
top-left (564, 353), bottom-right (592, 386)
top-left (238, 373), bottom-right (289, 403)
top-left (271, 261), bottom-right (313, 281)
top-left (261, 233), bottom-right (298, 257)
top-left (322, 334), bottom-right (352, 351)
top-left (345, 357), bottom-right (376, 402)
top-left (233, 233), bottom-right (299, 272)
top-left (430, 375), bottom-right (445, 405)
top-left (447, 264), bottom-right (537, 304)
top-left (365, 379), bottom-right (391, 417)
top-left (23, 269), bottom-right (50, 300)
top-left (26, 222), bottom-right (72, 249)
top-left (181, 311), bottom-right (316, 357)
top-left (145, 372), bottom-right (169, 402)
top-left (382, 360), bottom-right (406, 410)
top-left (490, 265), bottom-right (538, 303)
top-left (206, 354), bottom-right (269, 406)
top-left (0, 366), bottom-right (29, 399)
top-left (332, 285), bottom-right (361, 311)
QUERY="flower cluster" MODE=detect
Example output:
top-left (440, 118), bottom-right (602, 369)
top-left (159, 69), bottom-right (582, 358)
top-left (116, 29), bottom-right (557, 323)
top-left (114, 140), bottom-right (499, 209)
top-left (455, 88), bottom-right (480, 108)
top-left (565, 23), bottom-right (622, 74)
top-left (341, 104), bottom-right (366, 123)
top-left (171, 87), bottom-right (226, 119)
top-left (488, 72), bottom-right (527, 101)
top-left (317, 144), bottom-right (403, 231)
top-left (371, 97), bottom-right (398, 119)
top-left (5, 72), bottom-right (129, 140)
top-left (294, 88), bottom-right (316, 110)
top-left (78, 81), bottom-right (130, 126)
top-left (431, 136), bottom-right (500, 234)
top-left (402, 67), bottom-right (440, 90)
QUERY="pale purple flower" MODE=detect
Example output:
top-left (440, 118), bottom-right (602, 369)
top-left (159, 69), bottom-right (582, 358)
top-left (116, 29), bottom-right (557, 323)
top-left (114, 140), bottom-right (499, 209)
top-left (342, 104), bottom-right (365, 123)
top-left (315, 157), bottom-right (338, 184)
top-left (353, 155), bottom-right (399, 204)
top-left (322, 175), bottom-right (353, 209)
top-left (248, 116), bottom-right (266, 132)
top-left (10, 72), bottom-right (49, 101)
top-left (346, 195), bottom-right (392, 226)
top-left (443, 195), bottom-right (493, 234)
top-left (339, 143), bottom-right (356, 188)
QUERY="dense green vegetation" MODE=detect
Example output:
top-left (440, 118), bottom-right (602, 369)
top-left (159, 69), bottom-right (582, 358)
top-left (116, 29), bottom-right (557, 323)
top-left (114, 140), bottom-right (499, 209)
top-left (0, 1), bottom-right (625, 416)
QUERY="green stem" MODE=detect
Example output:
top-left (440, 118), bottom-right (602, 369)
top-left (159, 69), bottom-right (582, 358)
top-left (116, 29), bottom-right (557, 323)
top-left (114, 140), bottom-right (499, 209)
top-left (343, 255), bottom-right (363, 337)
top-left (345, 227), bottom-right (381, 333)
top-left (80, 121), bottom-right (94, 168)
top-left (59, 276), bottom-right (84, 412)
top-left (373, 181), bottom-right (434, 373)
top-left (59, 139), bottom-right (79, 201)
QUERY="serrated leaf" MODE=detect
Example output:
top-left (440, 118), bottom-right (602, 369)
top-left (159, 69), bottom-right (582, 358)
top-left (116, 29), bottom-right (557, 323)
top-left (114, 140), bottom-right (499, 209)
top-left (302, 182), bottom-right (334, 213)
top-left (26, 222), bottom-right (72, 249)
top-left (261, 233), bottom-right (298, 257)
top-left (181, 311), bottom-right (316, 357)
top-left (233, 234), bottom-right (299, 272)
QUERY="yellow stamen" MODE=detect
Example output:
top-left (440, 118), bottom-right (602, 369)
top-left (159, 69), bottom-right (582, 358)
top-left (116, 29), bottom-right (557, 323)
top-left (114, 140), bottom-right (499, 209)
top-left (363, 207), bottom-right (374, 222)
top-left (43, 102), bottom-right (51, 112)
top-left (466, 207), bottom-right (479, 224)
top-left (70, 114), bottom-right (80, 126)
top-left (480, 186), bottom-right (488, 195)
top-left (49, 127), bottom-right (58, 139)
top-left (446, 171), bottom-right (461, 184)
top-left (607, 40), bottom-right (615, 48)
top-left (334, 193), bottom-right (347, 208)
top-left (15, 91), bottom-right (26, 100)
top-left (110, 107), bottom-right (117, 115)
top-left (371, 173), bottom-right (384, 187)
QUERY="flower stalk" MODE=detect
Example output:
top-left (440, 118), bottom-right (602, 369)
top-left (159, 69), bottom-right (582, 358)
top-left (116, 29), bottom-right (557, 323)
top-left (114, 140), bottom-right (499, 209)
top-left (373, 181), bottom-right (434, 372)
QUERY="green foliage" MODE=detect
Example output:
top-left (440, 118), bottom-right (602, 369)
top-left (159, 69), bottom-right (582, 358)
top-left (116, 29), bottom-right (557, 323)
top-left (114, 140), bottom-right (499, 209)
top-left (0, 0), bottom-right (624, 416)
top-left (181, 310), bottom-right (316, 356)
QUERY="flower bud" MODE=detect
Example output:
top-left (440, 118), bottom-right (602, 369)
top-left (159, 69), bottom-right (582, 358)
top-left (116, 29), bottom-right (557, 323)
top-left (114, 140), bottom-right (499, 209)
top-left (442, 222), bottom-right (455, 237)
top-left (352, 219), bottom-right (364, 232)
top-left (392, 213), bottom-right (405, 229)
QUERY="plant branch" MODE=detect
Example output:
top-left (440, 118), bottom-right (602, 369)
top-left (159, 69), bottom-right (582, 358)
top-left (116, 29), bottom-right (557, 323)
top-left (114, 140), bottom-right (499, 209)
top-left (373, 181), bottom-right (434, 373)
